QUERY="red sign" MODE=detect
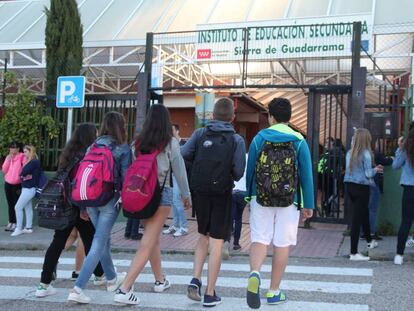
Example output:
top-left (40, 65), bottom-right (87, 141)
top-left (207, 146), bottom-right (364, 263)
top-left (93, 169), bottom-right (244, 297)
top-left (197, 49), bottom-right (211, 59)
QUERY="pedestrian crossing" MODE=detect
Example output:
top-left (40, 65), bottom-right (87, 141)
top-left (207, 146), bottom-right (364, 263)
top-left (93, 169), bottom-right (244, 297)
top-left (0, 256), bottom-right (372, 310)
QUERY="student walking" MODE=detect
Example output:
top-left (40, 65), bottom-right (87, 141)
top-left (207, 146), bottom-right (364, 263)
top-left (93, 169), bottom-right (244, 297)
top-left (68, 112), bottom-right (132, 304)
top-left (392, 125), bottom-right (414, 265)
top-left (245, 98), bottom-right (314, 308)
top-left (163, 123), bottom-right (189, 237)
top-left (2, 142), bottom-right (25, 232)
top-left (181, 97), bottom-right (246, 307)
top-left (344, 128), bottom-right (382, 261)
top-left (35, 123), bottom-right (105, 298)
top-left (114, 104), bottom-right (191, 305)
top-left (11, 145), bottom-right (41, 237)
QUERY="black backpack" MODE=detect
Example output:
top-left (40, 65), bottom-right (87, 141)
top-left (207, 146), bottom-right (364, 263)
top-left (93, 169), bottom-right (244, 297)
top-left (255, 141), bottom-right (298, 207)
top-left (36, 159), bottom-right (80, 230)
top-left (190, 129), bottom-right (235, 194)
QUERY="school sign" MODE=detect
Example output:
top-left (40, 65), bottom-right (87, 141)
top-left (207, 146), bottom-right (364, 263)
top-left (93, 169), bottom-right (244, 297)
top-left (195, 15), bottom-right (373, 61)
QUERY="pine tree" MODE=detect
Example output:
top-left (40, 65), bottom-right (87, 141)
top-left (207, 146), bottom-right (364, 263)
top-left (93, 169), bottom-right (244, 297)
top-left (45, 0), bottom-right (83, 96)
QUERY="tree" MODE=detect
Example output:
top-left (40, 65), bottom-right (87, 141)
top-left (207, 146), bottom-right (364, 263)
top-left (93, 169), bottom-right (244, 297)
top-left (45, 0), bottom-right (83, 96)
top-left (0, 73), bottom-right (59, 157)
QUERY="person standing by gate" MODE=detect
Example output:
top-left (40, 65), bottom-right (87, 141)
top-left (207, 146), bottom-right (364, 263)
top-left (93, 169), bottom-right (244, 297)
top-left (344, 128), bottom-right (383, 261)
top-left (2, 142), bottom-right (25, 232)
top-left (163, 123), bottom-right (189, 237)
top-left (392, 124), bottom-right (414, 265)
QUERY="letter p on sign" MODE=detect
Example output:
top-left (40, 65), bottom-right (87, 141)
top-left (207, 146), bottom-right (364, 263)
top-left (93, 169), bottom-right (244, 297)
top-left (59, 81), bottom-right (75, 103)
top-left (56, 76), bottom-right (85, 108)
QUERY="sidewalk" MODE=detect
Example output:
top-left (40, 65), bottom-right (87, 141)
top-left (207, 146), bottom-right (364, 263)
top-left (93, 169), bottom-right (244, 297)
top-left (338, 235), bottom-right (414, 261)
top-left (0, 208), bottom-right (348, 259)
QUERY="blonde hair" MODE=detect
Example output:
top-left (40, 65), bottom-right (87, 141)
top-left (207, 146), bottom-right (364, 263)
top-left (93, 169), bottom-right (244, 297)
top-left (24, 145), bottom-right (38, 162)
top-left (349, 128), bottom-right (372, 173)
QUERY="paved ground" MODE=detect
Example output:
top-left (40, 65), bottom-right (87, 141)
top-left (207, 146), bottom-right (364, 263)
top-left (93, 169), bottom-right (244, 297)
top-left (0, 207), bottom-right (347, 259)
top-left (0, 250), bottom-right (412, 311)
top-left (2, 206), bottom-right (413, 262)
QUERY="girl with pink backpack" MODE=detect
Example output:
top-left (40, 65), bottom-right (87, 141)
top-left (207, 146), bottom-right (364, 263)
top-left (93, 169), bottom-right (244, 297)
top-left (114, 104), bottom-right (191, 305)
top-left (68, 111), bottom-right (132, 304)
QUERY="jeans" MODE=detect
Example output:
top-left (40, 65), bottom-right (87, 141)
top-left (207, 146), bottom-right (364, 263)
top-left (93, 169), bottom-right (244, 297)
top-left (4, 182), bottom-right (20, 223)
top-left (231, 190), bottom-right (247, 245)
top-left (171, 177), bottom-right (187, 229)
top-left (75, 198), bottom-right (119, 289)
top-left (346, 183), bottom-right (372, 254)
top-left (15, 187), bottom-right (35, 230)
top-left (125, 218), bottom-right (140, 238)
top-left (41, 214), bottom-right (104, 284)
top-left (397, 186), bottom-right (414, 255)
top-left (368, 184), bottom-right (380, 234)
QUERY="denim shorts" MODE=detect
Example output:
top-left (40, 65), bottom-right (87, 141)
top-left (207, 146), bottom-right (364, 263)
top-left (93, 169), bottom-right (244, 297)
top-left (160, 186), bottom-right (173, 207)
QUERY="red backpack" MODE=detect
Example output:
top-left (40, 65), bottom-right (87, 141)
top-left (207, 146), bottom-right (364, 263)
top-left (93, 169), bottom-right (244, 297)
top-left (122, 150), bottom-right (167, 219)
top-left (71, 144), bottom-right (115, 208)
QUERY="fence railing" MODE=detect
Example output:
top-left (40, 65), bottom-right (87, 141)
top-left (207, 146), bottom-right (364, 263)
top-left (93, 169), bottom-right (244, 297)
top-left (37, 94), bottom-right (137, 170)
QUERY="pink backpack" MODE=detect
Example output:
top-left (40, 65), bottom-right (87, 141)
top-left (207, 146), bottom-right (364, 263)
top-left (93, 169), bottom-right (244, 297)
top-left (122, 150), bottom-right (166, 219)
top-left (71, 144), bottom-right (115, 208)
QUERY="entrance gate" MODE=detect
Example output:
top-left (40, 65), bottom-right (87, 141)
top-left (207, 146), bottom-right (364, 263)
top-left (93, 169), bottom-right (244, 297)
top-left (142, 22), bottom-right (379, 224)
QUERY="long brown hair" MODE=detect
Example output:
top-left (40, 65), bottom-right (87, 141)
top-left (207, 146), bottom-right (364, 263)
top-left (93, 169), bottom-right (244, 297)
top-left (58, 123), bottom-right (97, 170)
top-left (135, 104), bottom-right (172, 155)
top-left (349, 128), bottom-right (373, 173)
top-left (404, 123), bottom-right (414, 167)
top-left (99, 111), bottom-right (127, 144)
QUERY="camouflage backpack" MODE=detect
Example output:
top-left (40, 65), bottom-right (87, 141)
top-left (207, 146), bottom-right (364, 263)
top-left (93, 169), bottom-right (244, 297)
top-left (255, 141), bottom-right (298, 207)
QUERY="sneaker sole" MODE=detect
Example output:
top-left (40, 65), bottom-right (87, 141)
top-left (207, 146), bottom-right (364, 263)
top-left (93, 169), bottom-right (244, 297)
top-left (35, 290), bottom-right (57, 298)
top-left (67, 295), bottom-right (90, 304)
top-left (114, 295), bottom-right (140, 305)
top-left (267, 299), bottom-right (287, 305)
top-left (154, 283), bottom-right (171, 293)
top-left (246, 276), bottom-right (261, 309)
top-left (187, 285), bottom-right (201, 301)
top-left (203, 300), bottom-right (222, 307)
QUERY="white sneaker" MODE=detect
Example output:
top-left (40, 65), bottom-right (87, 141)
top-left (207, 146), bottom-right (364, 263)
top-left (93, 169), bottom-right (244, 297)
top-left (107, 272), bottom-right (126, 292)
top-left (4, 223), bottom-right (12, 232)
top-left (173, 228), bottom-right (188, 237)
top-left (67, 288), bottom-right (91, 304)
top-left (35, 284), bottom-right (57, 298)
top-left (405, 238), bottom-right (414, 247)
top-left (162, 226), bottom-right (177, 235)
top-left (114, 288), bottom-right (140, 305)
top-left (394, 254), bottom-right (403, 265)
top-left (367, 240), bottom-right (378, 249)
top-left (11, 229), bottom-right (23, 237)
top-left (222, 241), bottom-right (230, 260)
top-left (350, 253), bottom-right (370, 261)
top-left (154, 278), bottom-right (171, 293)
top-left (93, 275), bottom-right (106, 286)
top-left (22, 228), bottom-right (33, 234)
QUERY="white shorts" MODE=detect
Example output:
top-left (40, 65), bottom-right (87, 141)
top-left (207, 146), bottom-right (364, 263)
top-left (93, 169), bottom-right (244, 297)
top-left (250, 198), bottom-right (300, 247)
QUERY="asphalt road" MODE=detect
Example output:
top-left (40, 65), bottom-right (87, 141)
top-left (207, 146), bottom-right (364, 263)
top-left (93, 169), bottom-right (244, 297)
top-left (0, 250), bottom-right (412, 311)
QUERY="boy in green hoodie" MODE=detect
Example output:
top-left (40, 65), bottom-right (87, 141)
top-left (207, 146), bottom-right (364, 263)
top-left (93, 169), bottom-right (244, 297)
top-left (245, 98), bottom-right (314, 308)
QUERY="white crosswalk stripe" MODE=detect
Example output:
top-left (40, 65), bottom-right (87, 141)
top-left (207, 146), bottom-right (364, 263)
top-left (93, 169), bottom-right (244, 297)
top-left (0, 256), bottom-right (372, 310)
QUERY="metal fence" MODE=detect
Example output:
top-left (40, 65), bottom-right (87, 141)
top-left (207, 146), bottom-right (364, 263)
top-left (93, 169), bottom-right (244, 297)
top-left (38, 94), bottom-right (137, 170)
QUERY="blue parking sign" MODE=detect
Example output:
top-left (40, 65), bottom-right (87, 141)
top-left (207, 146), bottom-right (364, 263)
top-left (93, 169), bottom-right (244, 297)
top-left (56, 76), bottom-right (85, 108)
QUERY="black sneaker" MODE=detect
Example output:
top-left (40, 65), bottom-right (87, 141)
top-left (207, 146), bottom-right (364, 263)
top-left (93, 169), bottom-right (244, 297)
top-left (131, 233), bottom-right (143, 240)
top-left (187, 277), bottom-right (202, 301)
top-left (233, 244), bottom-right (242, 251)
top-left (71, 271), bottom-right (79, 281)
top-left (372, 233), bottom-right (383, 241)
top-left (203, 291), bottom-right (222, 307)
